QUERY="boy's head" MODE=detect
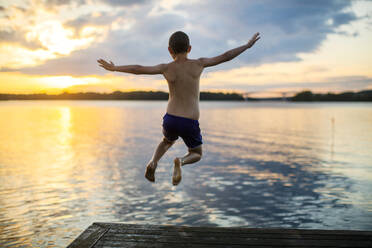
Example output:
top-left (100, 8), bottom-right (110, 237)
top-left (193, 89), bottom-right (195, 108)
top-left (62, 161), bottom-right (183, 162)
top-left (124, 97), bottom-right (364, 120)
top-left (168, 31), bottom-right (191, 56)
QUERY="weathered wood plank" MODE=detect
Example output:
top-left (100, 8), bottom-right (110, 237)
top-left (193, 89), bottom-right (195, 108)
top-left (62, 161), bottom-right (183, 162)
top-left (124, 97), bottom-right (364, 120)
top-left (67, 223), bottom-right (110, 248)
top-left (99, 227), bottom-right (371, 241)
top-left (102, 233), bottom-right (372, 245)
top-left (67, 222), bottom-right (372, 248)
top-left (94, 241), bottom-right (255, 248)
top-left (94, 222), bottom-right (372, 236)
top-left (96, 232), bottom-right (372, 247)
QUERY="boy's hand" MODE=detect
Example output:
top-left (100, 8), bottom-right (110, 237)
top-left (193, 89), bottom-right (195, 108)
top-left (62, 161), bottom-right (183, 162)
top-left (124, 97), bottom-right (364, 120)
top-left (247, 32), bottom-right (260, 48)
top-left (97, 59), bottom-right (116, 71)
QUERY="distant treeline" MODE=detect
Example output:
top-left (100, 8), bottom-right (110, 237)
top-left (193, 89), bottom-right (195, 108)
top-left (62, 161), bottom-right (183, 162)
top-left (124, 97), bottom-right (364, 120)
top-left (0, 90), bottom-right (244, 101)
top-left (2, 90), bottom-right (371, 101)
top-left (291, 90), bottom-right (372, 101)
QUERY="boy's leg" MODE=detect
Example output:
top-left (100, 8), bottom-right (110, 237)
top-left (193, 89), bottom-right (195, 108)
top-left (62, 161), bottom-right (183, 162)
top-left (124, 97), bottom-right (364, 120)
top-left (172, 145), bottom-right (202, 185)
top-left (145, 137), bottom-right (175, 182)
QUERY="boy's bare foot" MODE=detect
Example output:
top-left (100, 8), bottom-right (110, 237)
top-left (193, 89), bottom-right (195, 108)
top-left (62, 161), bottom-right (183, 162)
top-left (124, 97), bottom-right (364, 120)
top-left (145, 161), bottom-right (156, 182)
top-left (172, 158), bottom-right (182, 186)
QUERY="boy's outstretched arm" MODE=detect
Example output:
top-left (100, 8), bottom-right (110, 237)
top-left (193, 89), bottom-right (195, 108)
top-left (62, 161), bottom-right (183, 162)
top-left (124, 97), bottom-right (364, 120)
top-left (97, 59), bottom-right (166, 75)
top-left (198, 32), bottom-right (260, 68)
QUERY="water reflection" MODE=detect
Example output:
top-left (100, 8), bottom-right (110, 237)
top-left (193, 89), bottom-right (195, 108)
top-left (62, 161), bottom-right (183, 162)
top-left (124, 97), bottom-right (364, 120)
top-left (0, 101), bottom-right (372, 247)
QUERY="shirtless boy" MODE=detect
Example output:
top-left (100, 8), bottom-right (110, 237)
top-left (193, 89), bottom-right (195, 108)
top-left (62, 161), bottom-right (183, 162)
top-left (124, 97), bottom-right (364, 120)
top-left (98, 31), bottom-right (260, 186)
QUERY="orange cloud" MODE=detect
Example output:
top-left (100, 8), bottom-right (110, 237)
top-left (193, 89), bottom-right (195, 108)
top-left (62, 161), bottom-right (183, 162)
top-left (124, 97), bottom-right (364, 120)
top-left (0, 1), bottom-right (108, 70)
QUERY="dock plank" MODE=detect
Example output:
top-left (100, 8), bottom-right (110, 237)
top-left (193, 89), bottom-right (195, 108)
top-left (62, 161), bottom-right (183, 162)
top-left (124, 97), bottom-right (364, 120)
top-left (67, 223), bottom-right (110, 248)
top-left (67, 222), bottom-right (372, 248)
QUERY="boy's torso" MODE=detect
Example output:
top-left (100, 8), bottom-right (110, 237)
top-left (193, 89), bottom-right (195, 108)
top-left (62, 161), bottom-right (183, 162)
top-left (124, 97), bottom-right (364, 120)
top-left (163, 59), bottom-right (203, 120)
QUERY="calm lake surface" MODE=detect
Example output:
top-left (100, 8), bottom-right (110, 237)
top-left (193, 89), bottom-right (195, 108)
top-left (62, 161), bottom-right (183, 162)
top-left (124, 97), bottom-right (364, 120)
top-left (0, 100), bottom-right (372, 247)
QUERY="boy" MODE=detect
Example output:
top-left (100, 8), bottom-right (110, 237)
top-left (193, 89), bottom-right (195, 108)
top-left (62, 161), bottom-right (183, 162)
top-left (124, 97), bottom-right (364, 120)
top-left (98, 31), bottom-right (260, 186)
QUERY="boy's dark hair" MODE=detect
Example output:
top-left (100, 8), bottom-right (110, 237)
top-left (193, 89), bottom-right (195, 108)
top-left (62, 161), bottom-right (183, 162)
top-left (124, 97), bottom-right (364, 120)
top-left (169, 31), bottom-right (189, 54)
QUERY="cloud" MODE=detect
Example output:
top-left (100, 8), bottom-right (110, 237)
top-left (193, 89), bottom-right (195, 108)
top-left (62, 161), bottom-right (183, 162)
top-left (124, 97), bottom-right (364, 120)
top-left (0, 1), bottom-right (114, 70)
top-left (204, 75), bottom-right (372, 94)
top-left (98, 0), bottom-right (149, 6)
top-left (186, 0), bottom-right (358, 67)
top-left (332, 12), bottom-right (357, 26)
top-left (0, 0), bottom-right (364, 77)
top-left (45, 0), bottom-right (86, 6)
top-left (16, 10), bottom-right (185, 75)
top-left (0, 30), bottom-right (43, 50)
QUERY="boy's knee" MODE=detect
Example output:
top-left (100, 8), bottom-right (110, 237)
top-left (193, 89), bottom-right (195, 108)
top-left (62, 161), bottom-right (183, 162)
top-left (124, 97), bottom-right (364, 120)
top-left (193, 152), bottom-right (202, 163)
top-left (196, 153), bottom-right (202, 161)
top-left (189, 145), bottom-right (202, 157)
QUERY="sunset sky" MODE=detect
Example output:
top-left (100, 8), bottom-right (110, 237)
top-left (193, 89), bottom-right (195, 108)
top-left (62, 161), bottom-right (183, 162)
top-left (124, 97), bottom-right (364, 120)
top-left (0, 0), bottom-right (371, 97)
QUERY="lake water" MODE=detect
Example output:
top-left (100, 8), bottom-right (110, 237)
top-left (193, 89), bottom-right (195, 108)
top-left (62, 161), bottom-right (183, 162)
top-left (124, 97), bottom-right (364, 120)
top-left (0, 100), bottom-right (372, 247)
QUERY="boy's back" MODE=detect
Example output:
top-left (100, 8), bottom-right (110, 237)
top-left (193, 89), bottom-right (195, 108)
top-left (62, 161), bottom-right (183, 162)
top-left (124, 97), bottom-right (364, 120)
top-left (164, 59), bottom-right (203, 120)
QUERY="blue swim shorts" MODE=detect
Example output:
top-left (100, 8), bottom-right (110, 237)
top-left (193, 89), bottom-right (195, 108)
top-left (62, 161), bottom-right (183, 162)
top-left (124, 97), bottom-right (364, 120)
top-left (162, 113), bottom-right (203, 149)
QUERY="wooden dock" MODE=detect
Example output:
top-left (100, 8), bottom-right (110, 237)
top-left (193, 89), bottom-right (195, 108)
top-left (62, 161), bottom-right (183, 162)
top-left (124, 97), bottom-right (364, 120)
top-left (67, 222), bottom-right (372, 248)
